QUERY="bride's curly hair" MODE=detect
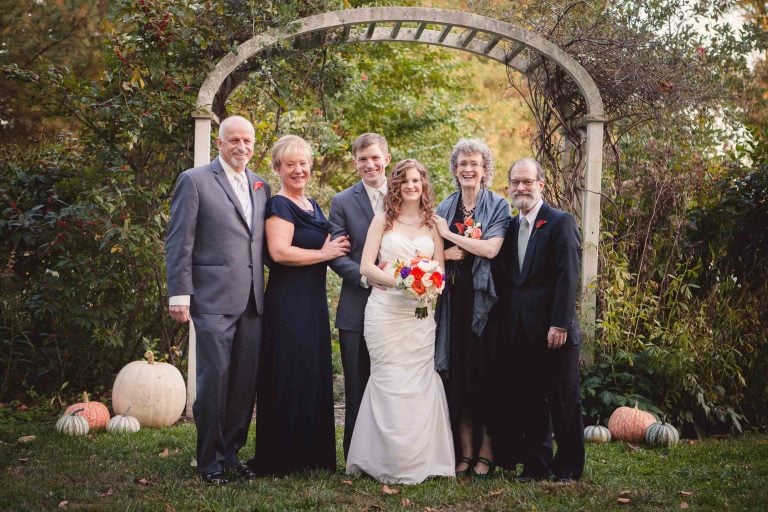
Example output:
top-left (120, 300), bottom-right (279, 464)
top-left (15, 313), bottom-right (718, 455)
top-left (383, 159), bottom-right (435, 231)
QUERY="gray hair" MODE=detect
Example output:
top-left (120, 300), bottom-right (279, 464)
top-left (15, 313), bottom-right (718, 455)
top-left (217, 115), bottom-right (254, 141)
top-left (508, 157), bottom-right (546, 182)
top-left (449, 138), bottom-right (495, 189)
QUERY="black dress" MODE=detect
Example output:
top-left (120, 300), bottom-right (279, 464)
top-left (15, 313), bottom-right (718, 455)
top-left (251, 195), bottom-right (336, 476)
top-left (444, 203), bottom-right (490, 435)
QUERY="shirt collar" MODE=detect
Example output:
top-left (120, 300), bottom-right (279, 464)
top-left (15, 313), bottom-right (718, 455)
top-left (362, 179), bottom-right (387, 201)
top-left (520, 198), bottom-right (544, 226)
top-left (219, 156), bottom-right (244, 183)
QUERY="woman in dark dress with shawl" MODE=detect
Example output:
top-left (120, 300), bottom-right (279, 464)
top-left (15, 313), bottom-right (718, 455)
top-left (434, 139), bottom-right (512, 477)
top-left (249, 135), bottom-right (350, 476)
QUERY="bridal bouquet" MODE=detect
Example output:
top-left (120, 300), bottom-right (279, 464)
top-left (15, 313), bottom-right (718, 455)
top-left (392, 255), bottom-right (445, 319)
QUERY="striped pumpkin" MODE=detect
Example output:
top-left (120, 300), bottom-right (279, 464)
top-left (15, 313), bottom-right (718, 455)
top-left (64, 392), bottom-right (111, 429)
top-left (584, 416), bottom-right (612, 443)
top-left (107, 407), bottom-right (141, 434)
top-left (55, 409), bottom-right (90, 436)
top-left (645, 416), bottom-right (680, 447)
top-left (607, 402), bottom-right (657, 443)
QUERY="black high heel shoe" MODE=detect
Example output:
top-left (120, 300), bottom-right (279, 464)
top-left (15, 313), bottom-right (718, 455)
top-left (455, 456), bottom-right (474, 477)
top-left (472, 456), bottom-right (496, 479)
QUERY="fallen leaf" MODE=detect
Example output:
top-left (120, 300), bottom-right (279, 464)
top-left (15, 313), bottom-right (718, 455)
top-left (190, 458), bottom-right (198, 467)
top-left (402, 498), bottom-right (412, 507)
top-left (679, 491), bottom-right (694, 496)
top-left (489, 489), bottom-right (504, 497)
top-left (423, 508), bottom-right (438, 512)
top-left (381, 484), bottom-right (400, 495)
top-left (626, 443), bottom-right (641, 451)
top-left (362, 506), bottom-right (381, 512)
top-left (680, 502), bottom-right (689, 509)
top-left (619, 490), bottom-right (632, 497)
top-left (687, 440), bottom-right (696, 445)
top-left (159, 448), bottom-right (170, 458)
top-left (19, 404), bottom-right (29, 411)
top-left (617, 497), bottom-right (631, 504)
top-left (341, 479), bottom-right (353, 485)
top-left (58, 501), bottom-right (69, 509)
top-left (134, 478), bottom-right (152, 486)
top-left (18, 458), bottom-right (29, 463)
top-left (99, 489), bottom-right (114, 497)
top-left (17, 435), bottom-right (36, 444)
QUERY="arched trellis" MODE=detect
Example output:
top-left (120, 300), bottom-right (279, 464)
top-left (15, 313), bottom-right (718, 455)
top-left (187, 7), bottom-right (605, 415)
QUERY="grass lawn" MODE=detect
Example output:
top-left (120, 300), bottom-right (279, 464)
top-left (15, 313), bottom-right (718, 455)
top-left (1, 406), bottom-right (766, 511)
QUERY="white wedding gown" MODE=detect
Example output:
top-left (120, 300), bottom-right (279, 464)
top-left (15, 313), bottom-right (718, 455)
top-left (346, 231), bottom-right (455, 484)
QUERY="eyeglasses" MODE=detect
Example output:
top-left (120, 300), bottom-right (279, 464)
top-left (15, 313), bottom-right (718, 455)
top-left (457, 162), bottom-right (484, 170)
top-left (509, 179), bottom-right (539, 188)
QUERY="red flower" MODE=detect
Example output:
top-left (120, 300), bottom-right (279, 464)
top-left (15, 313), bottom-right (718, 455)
top-left (430, 271), bottom-right (443, 289)
top-left (253, 181), bottom-right (264, 192)
top-left (535, 219), bottom-right (547, 230)
top-left (454, 222), bottom-right (466, 235)
top-left (410, 266), bottom-right (426, 281)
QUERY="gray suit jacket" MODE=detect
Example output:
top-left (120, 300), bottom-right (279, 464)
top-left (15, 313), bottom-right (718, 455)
top-left (328, 181), bottom-right (375, 333)
top-left (166, 158), bottom-right (270, 315)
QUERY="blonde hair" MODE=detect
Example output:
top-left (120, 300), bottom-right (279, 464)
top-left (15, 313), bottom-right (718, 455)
top-left (270, 135), bottom-right (312, 172)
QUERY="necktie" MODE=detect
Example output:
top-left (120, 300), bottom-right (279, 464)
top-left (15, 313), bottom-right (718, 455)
top-left (234, 173), bottom-right (252, 229)
top-left (518, 217), bottom-right (530, 271)
top-left (372, 190), bottom-right (384, 214)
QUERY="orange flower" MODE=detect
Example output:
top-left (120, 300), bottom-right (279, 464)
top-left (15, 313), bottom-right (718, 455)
top-left (430, 272), bottom-right (443, 289)
top-left (464, 217), bottom-right (474, 227)
top-left (412, 279), bottom-right (426, 295)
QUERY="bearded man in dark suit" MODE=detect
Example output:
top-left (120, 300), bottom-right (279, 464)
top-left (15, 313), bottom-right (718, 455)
top-left (166, 115), bottom-right (270, 484)
top-left (329, 133), bottom-right (391, 459)
top-left (491, 157), bottom-right (584, 482)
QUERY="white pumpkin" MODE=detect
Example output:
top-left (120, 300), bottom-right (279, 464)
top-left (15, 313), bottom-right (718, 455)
top-left (107, 406), bottom-right (141, 433)
top-left (584, 416), bottom-right (612, 443)
top-left (111, 351), bottom-right (186, 427)
top-left (56, 409), bottom-right (90, 436)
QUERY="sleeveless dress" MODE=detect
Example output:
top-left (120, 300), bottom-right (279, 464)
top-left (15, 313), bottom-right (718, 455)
top-left (346, 230), bottom-right (455, 484)
top-left (251, 195), bottom-right (336, 476)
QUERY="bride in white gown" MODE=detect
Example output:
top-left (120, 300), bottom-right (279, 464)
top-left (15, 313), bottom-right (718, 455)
top-left (346, 159), bottom-right (455, 484)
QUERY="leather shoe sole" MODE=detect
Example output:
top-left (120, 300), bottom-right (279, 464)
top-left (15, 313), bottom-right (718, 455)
top-left (202, 471), bottom-right (228, 485)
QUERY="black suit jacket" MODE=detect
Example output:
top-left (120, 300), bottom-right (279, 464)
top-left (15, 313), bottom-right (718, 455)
top-left (494, 202), bottom-right (582, 347)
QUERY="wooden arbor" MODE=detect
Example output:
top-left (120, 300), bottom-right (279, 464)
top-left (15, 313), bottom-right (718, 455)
top-left (187, 7), bottom-right (605, 415)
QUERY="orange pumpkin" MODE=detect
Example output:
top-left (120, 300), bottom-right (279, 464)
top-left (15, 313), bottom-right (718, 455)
top-left (64, 392), bottom-right (111, 429)
top-left (607, 402), bottom-right (657, 443)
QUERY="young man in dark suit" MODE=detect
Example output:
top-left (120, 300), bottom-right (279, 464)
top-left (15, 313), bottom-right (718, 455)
top-left (329, 133), bottom-right (391, 459)
top-left (166, 115), bottom-right (270, 484)
top-left (493, 157), bottom-right (584, 482)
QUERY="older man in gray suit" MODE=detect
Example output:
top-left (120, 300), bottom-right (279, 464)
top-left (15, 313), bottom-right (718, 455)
top-left (166, 115), bottom-right (270, 485)
top-left (329, 133), bottom-right (391, 459)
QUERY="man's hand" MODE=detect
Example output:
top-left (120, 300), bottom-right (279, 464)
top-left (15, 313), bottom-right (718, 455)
top-left (547, 327), bottom-right (567, 349)
top-left (169, 305), bottom-right (191, 323)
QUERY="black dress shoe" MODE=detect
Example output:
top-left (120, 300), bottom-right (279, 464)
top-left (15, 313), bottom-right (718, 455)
top-left (231, 463), bottom-right (259, 480)
top-left (201, 471), bottom-right (228, 485)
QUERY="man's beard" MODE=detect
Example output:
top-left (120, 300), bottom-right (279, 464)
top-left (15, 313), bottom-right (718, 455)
top-left (512, 193), bottom-right (536, 213)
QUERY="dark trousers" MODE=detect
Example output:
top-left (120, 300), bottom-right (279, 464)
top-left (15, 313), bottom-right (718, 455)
top-left (192, 292), bottom-right (262, 475)
top-left (515, 326), bottom-right (584, 480)
top-left (339, 329), bottom-right (370, 459)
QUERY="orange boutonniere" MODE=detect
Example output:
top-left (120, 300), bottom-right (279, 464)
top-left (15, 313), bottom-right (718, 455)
top-left (253, 181), bottom-right (264, 192)
top-left (454, 217), bottom-right (483, 239)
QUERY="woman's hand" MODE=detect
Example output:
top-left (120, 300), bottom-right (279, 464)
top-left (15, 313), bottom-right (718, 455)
top-left (432, 215), bottom-right (451, 237)
top-left (320, 234), bottom-right (350, 260)
top-left (444, 246), bottom-right (465, 261)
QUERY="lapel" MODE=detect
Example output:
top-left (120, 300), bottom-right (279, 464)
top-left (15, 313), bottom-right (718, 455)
top-left (211, 158), bottom-right (251, 231)
top-left (518, 202), bottom-right (550, 281)
top-left (352, 181), bottom-right (375, 222)
top-left (245, 170), bottom-right (266, 233)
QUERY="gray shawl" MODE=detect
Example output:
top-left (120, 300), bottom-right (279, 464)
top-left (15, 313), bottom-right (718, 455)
top-left (434, 189), bottom-right (511, 373)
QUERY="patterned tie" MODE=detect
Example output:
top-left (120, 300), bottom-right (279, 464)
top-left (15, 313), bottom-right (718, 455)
top-left (234, 173), bottom-right (252, 229)
top-left (518, 217), bottom-right (530, 271)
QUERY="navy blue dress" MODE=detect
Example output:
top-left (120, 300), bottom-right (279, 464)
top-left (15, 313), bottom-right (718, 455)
top-left (251, 195), bottom-right (336, 475)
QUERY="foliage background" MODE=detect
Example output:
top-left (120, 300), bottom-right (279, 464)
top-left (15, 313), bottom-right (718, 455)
top-left (1, 0), bottom-right (766, 436)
